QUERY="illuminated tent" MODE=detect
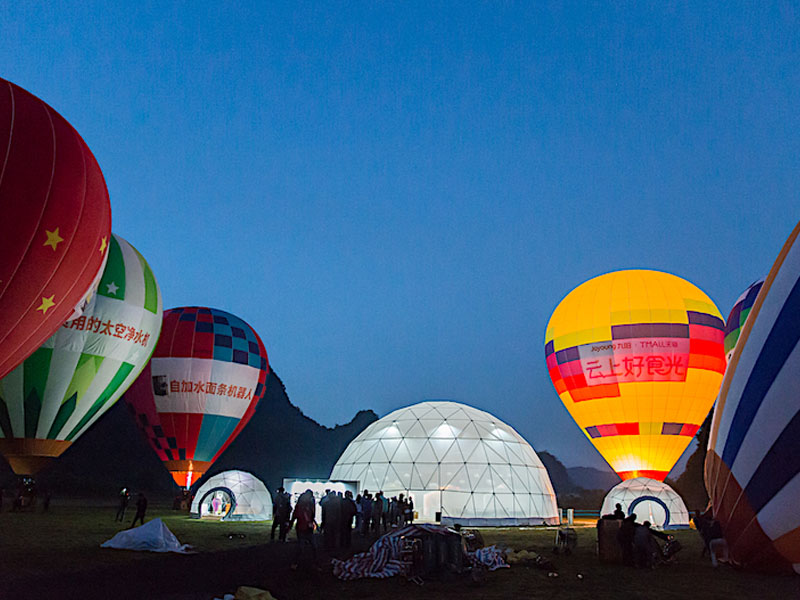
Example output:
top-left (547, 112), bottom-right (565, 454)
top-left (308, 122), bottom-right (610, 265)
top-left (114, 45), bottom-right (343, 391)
top-left (0, 234), bottom-right (162, 474)
top-left (545, 270), bottom-right (725, 481)
top-left (601, 477), bottom-right (690, 529)
top-left (0, 77), bottom-right (112, 381)
top-left (125, 307), bottom-right (269, 488)
top-left (330, 400), bottom-right (559, 526)
top-left (191, 470), bottom-right (272, 521)
top-left (706, 220), bottom-right (800, 574)
top-left (722, 278), bottom-right (764, 362)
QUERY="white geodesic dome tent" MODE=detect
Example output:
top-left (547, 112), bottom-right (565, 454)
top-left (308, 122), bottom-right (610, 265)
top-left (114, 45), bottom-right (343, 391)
top-left (601, 477), bottom-right (690, 529)
top-left (330, 400), bottom-right (559, 526)
top-left (191, 470), bottom-right (272, 521)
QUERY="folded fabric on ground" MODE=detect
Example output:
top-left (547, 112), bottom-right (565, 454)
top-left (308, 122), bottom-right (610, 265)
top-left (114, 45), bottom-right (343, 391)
top-left (101, 518), bottom-right (194, 553)
top-left (469, 545), bottom-right (510, 571)
top-left (331, 524), bottom-right (508, 580)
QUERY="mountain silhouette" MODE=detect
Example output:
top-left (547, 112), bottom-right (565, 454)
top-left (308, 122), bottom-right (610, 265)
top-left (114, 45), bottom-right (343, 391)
top-left (0, 370), bottom-right (378, 496)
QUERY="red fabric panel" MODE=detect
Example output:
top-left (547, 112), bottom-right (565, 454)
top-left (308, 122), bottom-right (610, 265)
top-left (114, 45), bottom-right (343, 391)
top-left (618, 469), bottom-right (668, 481)
top-left (192, 331), bottom-right (214, 359)
top-left (680, 423), bottom-right (700, 437)
top-left (0, 78), bottom-right (110, 379)
top-left (569, 383), bottom-right (620, 402)
top-left (690, 338), bottom-right (725, 358)
top-left (615, 422), bottom-right (640, 436)
top-left (596, 424), bottom-right (618, 436)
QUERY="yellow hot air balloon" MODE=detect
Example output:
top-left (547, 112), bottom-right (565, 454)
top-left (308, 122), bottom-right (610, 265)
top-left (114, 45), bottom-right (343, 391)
top-left (544, 270), bottom-right (725, 481)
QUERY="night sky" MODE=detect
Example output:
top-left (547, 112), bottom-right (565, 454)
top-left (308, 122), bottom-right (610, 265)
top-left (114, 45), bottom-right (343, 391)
top-left (5, 3), bottom-right (798, 470)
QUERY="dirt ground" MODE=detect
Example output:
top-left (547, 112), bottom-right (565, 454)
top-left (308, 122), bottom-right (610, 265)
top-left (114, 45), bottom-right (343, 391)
top-left (1, 502), bottom-right (798, 599)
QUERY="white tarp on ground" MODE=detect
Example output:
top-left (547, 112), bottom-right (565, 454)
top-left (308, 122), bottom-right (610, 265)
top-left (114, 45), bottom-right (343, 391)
top-left (101, 518), bottom-right (193, 553)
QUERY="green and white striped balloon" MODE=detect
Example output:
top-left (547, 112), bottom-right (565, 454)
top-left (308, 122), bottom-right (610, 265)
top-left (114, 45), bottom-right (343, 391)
top-left (0, 233), bottom-right (162, 466)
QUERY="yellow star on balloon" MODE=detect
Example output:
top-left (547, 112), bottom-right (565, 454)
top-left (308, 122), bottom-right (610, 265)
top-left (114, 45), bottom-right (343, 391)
top-left (44, 228), bottom-right (64, 250)
top-left (99, 236), bottom-right (107, 254)
top-left (36, 295), bottom-right (56, 315)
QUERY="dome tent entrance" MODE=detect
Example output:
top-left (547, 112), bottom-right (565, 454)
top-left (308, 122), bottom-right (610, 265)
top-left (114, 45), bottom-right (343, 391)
top-left (601, 477), bottom-right (690, 529)
top-left (191, 470), bottom-right (272, 521)
top-left (330, 400), bottom-right (559, 526)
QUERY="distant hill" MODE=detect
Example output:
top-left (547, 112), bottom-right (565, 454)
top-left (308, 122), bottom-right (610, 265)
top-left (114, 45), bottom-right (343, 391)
top-left (537, 451), bottom-right (582, 497)
top-left (567, 466), bottom-right (620, 492)
top-left (0, 369), bottom-right (378, 497)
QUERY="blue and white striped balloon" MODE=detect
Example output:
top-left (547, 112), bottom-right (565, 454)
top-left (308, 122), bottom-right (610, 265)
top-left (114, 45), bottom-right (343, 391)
top-left (706, 219), bottom-right (800, 573)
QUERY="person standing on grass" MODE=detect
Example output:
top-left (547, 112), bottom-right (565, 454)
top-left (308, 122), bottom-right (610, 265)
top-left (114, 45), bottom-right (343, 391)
top-left (290, 490), bottom-right (317, 569)
top-left (360, 491), bottom-right (373, 536)
top-left (271, 486), bottom-right (291, 542)
top-left (341, 490), bottom-right (357, 549)
top-left (130, 492), bottom-right (148, 527)
top-left (618, 513), bottom-right (637, 566)
top-left (115, 487), bottom-right (130, 522)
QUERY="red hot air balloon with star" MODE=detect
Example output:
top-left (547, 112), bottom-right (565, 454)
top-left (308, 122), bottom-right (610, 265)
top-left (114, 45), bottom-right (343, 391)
top-left (124, 307), bottom-right (269, 488)
top-left (0, 78), bottom-right (111, 380)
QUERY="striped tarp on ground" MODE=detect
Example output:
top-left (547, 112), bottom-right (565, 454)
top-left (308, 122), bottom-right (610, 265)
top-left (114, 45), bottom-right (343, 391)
top-left (331, 523), bottom-right (508, 580)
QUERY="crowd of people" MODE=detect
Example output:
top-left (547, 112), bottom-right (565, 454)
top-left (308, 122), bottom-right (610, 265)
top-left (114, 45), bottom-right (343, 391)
top-left (600, 503), bottom-right (675, 568)
top-left (267, 487), bottom-right (416, 567)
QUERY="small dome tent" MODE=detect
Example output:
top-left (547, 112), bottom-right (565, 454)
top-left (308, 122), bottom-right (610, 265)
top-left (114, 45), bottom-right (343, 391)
top-left (330, 400), bottom-right (559, 526)
top-left (191, 470), bottom-right (272, 521)
top-left (601, 477), bottom-right (689, 529)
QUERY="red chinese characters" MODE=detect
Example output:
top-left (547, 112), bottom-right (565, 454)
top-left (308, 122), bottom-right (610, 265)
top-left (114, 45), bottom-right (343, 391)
top-left (62, 316), bottom-right (151, 347)
top-left (167, 380), bottom-right (253, 401)
top-left (584, 354), bottom-right (687, 383)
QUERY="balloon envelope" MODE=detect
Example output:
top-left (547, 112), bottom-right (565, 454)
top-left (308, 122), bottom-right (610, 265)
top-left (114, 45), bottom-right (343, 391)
top-left (705, 221), bottom-right (800, 573)
top-left (124, 307), bottom-right (269, 488)
top-left (723, 279), bottom-right (764, 362)
top-left (0, 234), bottom-right (162, 474)
top-left (545, 270), bottom-right (725, 480)
top-left (0, 78), bottom-right (112, 380)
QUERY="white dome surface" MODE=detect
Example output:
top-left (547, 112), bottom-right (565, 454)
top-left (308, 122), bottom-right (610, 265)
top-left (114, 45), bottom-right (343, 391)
top-left (601, 477), bottom-right (690, 529)
top-left (330, 400), bottom-right (559, 526)
top-left (191, 470), bottom-right (272, 521)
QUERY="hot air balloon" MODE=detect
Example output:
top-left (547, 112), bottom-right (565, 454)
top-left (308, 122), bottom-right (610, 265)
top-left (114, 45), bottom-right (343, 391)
top-left (0, 78), bottom-right (112, 380)
top-left (124, 307), bottom-right (269, 488)
top-left (0, 234), bottom-right (162, 474)
top-left (722, 278), bottom-right (764, 362)
top-left (545, 270), bottom-right (725, 481)
top-left (705, 220), bottom-right (800, 573)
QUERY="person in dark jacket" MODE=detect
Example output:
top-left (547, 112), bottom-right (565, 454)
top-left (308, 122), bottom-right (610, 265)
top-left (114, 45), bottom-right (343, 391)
top-left (341, 491), bottom-right (357, 548)
top-left (130, 493), bottom-right (148, 527)
top-left (634, 520), bottom-right (669, 568)
top-left (321, 490), bottom-right (343, 550)
top-left (290, 490), bottom-right (317, 568)
top-left (115, 487), bottom-right (130, 522)
top-left (360, 491), bottom-right (373, 536)
top-left (618, 513), bottom-right (637, 566)
top-left (372, 492), bottom-right (384, 534)
top-left (271, 487), bottom-right (292, 542)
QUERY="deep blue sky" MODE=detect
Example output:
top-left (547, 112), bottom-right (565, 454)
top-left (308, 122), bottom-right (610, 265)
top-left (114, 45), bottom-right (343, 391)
top-left (5, 3), bottom-right (798, 470)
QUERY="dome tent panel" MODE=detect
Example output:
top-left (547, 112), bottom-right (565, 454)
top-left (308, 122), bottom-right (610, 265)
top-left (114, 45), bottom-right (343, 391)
top-left (601, 477), bottom-right (690, 529)
top-left (191, 469), bottom-right (272, 521)
top-left (331, 400), bottom-right (559, 527)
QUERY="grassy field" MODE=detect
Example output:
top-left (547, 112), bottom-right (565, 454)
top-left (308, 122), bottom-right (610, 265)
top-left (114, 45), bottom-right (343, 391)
top-left (1, 502), bottom-right (798, 599)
